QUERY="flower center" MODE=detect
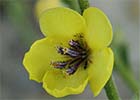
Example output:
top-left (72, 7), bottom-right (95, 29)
top-left (51, 35), bottom-right (90, 75)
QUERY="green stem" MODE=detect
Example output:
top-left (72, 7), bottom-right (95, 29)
top-left (104, 76), bottom-right (120, 100)
top-left (61, 0), bottom-right (81, 13)
top-left (77, 0), bottom-right (120, 100)
top-left (69, 0), bottom-right (81, 13)
top-left (78, 0), bottom-right (89, 14)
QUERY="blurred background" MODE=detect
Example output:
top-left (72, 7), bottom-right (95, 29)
top-left (0, 0), bottom-right (139, 100)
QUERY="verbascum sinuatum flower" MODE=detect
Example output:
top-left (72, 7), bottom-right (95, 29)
top-left (23, 7), bottom-right (114, 97)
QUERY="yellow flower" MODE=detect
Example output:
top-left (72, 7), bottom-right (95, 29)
top-left (23, 7), bottom-right (114, 97)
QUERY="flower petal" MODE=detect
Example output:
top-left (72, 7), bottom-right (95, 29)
top-left (83, 7), bottom-right (113, 50)
top-left (39, 7), bottom-right (86, 39)
top-left (88, 48), bottom-right (114, 96)
top-left (23, 37), bottom-right (66, 82)
top-left (43, 67), bottom-right (88, 97)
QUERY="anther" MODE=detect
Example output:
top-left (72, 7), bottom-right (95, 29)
top-left (57, 46), bottom-right (64, 54)
top-left (66, 59), bottom-right (83, 75)
top-left (66, 67), bottom-right (76, 75)
top-left (64, 48), bottom-right (80, 57)
top-left (57, 46), bottom-right (80, 57)
top-left (69, 40), bottom-right (83, 50)
top-left (51, 61), bottom-right (68, 69)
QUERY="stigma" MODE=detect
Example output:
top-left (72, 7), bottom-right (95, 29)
top-left (51, 39), bottom-right (90, 75)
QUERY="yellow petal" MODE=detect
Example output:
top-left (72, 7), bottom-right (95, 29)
top-left (88, 48), bottom-right (114, 96)
top-left (39, 7), bottom-right (86, 39)
top-left (43, 67), bottom-right (88, 97)
top-left (83, 7), bottom-right (113, 50)
top-left (23, 37), bottom-right (66, 82)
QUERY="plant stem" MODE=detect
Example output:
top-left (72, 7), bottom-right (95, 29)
top-left (61, 0), bottom-right (81, 13)
top-left (69, 0), bottom-right (81, 13)
top-left (104, 76), bottom-right (120, 100)
top-left (78, 0), bottom-right (89, 14)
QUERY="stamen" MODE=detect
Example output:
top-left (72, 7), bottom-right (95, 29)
top-left (64, 48), bottom-right (80, 57)
top-left (69, 57), bottom-right (81, 65)
top-left (51, 61), bottom-right (68, 69)
top-left (53, 36), bottom-right (90, 75)
top-left (66, 67), bottom-right (76, 75)
top-left (57, 46), bottom-right (80, 57)
top-left (66, 59), bottom-right (83, 75)
top-left (69, 40), bottom-right (83, 50)
top-left (57, 46), bottom-right (64, 54)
